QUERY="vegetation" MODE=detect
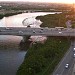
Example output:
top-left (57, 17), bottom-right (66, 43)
top-left (17, 37), bottom-right (70, 75)
top-left (36, 11), bottom-right (75, 28)
top-left (36, 13), bottom-right (66, 27)
top-left (36, 13), bottom-right (74, 28)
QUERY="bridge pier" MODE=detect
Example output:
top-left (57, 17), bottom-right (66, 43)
top-left (22, 36), bottom-right (30, 42)
top-left (19, 36), bottom-right (31, 50)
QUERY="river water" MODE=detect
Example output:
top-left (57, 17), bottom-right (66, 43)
top-left (0, 12), bottom-right (60, 75)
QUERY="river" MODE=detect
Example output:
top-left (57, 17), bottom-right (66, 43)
top-left (0, 12), bottom-right (60, 75)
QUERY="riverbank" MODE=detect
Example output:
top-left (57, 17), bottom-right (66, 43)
top-left (36, 12), bottom-right (75, 28)
top-left (0, 10), bottom-right (23, 19)
top-left (36, 13), bottom-right (68, 28)
top-left (17, 13), bottom-right (71, 75)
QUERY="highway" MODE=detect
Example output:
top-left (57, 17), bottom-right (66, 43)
top-left (52, 39), bottom-right (75, 75)
top-left (0, 27), bottom-right (75, 36)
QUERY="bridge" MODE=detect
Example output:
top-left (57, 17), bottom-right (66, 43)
top-left (0, 27), bottom-right (75, 37)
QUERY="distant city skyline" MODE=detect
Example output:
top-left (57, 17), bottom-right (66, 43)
top-left (0, 0), bottom-right (75, 4)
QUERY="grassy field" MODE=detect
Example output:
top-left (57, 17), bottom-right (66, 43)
top-left (17, 37), bottom-right (70, 75)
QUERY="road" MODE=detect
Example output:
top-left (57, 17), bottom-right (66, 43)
top-left (0, 27), bottom-right (75, 36)
top-left (52, 39), bottom-right (75, 75)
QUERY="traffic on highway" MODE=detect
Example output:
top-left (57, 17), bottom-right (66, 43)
top-left (0, 27), bottom-right (74, 37)
top-left (52, 39), bottom-right (75, 75)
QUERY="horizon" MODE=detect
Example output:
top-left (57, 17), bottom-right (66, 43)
top-left (0, 0), bottom-right (74, 4)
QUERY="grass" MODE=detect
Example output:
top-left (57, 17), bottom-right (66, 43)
top-left (17, 37), bottom-right (70, 75)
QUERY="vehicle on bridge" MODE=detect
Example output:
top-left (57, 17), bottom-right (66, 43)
top-left (55, 27), bottom-right (64, 30)
top-left (33, 30), bottom-right (36, 33)
top-left (19, 31), bottom-right (23, 34)
top-left (5, 27), bottom-right (12, 30)
top-left (58, 31), bottom-right (62, 34)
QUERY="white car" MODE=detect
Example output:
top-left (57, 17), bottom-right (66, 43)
top-left (59, 32), bottom-right (62, 34)
top-left (73, 54), bottom-right (75, 58)
top-left (5, 27), bottom-right (12, 30)
top-left (73, 48), bottom-right (75, 51)
top-left (19, 31), bottom-right (23, 34)
top-left (5, 27), bottom-right (10, 30)
top-left (65, 64), bottom-right (69, 69)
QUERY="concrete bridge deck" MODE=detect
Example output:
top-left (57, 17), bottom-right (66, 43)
top-left (0, 27), bottom-right (75, 37)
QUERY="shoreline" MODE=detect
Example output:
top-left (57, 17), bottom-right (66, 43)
top-left (0, 10), bottom-right (23, 19)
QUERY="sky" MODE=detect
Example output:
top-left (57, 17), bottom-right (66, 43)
top-left (0, 0), bottom-right (75, 4)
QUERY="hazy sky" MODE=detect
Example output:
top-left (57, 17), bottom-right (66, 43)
top-left (0, 0), bottom-right (75, 4)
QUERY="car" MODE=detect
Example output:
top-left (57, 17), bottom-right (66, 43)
top-left (73, 48), bottom-right (75, 51)
top-left (73, 54), bottom-right (75, 58)
top-left (45, 27), bottom-right (48, 29)
top-left (33, 30), bottom-right (36, 33)
top-left (0, 30), bottom-right (6, 32)
top-left (19, 31), bottom-right (23, 34)
top-left (65, 64), bottom-right (69, 69)
top-left (59, 32), bottom-right (62, 34)
top-left (5, 27), bottom-right (12, 30)
top-left (72, 44), bottom-right (74, 46)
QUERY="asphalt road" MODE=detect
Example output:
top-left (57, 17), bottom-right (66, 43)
top-left (0, 27), bottom-right (75, 36)
top-left (52, 39), bottom-right (75, 75)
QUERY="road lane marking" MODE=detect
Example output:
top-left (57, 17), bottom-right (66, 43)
top-left (53, 41), bottom-right (73, 75)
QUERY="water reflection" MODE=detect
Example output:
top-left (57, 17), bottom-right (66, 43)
top-left (0, 50), bottom-right (26, 75)
top-left (0, 17), bottom-right (25, 27)
top-left (0, 12), bottom-right (51, 27)
top-left (0, 35), bottom-right (26, 75)
top-left (0, 35), bottom-right (22, 49)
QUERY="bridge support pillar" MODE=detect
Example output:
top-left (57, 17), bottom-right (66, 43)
top-left (22, 36), bottom-right (30, 42)
top-left (19, 36), bottom-right (31, 50)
